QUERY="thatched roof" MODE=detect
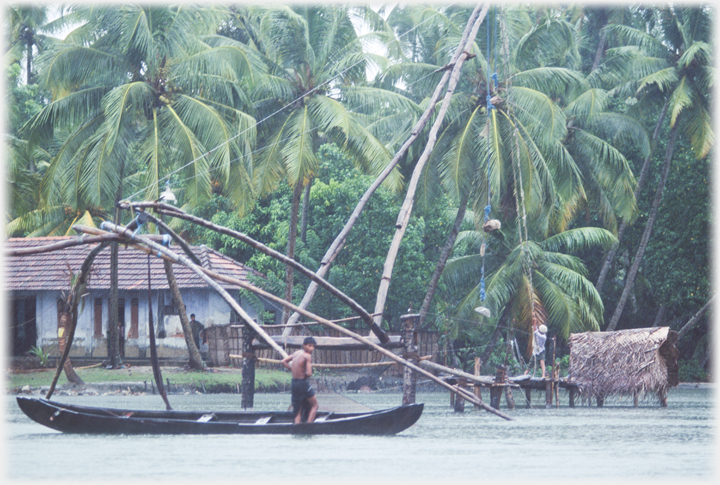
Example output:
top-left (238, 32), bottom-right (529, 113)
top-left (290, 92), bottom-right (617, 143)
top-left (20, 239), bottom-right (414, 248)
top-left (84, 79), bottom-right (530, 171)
top-left (568, 327), bottom-right (679, 400)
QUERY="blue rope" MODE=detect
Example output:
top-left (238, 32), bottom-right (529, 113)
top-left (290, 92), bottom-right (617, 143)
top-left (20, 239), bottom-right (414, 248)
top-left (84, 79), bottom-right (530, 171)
top-left (480, 266), bottom-right (486, 301)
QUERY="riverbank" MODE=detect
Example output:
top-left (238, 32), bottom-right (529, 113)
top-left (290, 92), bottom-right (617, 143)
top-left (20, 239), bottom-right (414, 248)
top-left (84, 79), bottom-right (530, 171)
top-left (6, 365), bottom-right (410, 396)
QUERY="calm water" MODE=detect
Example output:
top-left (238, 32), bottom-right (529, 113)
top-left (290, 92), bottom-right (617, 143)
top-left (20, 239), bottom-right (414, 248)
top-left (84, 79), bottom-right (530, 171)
top-left (4, 387), bottom-right (715, 483)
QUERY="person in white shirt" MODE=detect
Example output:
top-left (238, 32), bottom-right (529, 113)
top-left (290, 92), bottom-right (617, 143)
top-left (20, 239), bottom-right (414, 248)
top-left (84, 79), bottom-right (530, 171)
top-left (533, 324), bottom-right (548, 379)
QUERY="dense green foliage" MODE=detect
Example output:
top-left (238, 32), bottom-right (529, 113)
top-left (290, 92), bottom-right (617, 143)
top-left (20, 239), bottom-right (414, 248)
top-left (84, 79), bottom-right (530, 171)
top-left (6, 4), bottom-right (712, 379)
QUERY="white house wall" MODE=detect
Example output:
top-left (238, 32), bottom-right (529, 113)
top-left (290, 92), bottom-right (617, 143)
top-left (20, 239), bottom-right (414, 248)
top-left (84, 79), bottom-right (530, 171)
top-left (33, 287), bottom-right (261, 361)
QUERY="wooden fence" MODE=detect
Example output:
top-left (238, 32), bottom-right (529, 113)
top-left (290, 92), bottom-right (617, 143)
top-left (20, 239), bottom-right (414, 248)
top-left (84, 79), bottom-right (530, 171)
top-left (205, 324), bottom-right (439, 376)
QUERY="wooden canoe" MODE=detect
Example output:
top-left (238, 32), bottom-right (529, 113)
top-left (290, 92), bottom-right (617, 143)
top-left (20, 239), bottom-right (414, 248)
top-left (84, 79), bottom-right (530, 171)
top-left (16, 397), bottom-right (423, 435)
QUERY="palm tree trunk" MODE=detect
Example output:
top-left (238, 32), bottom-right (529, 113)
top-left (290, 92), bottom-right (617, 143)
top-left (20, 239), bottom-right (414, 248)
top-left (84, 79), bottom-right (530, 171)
top-left (590, 9), bottom-right (608, 73)
top-left (58, 303), bottom-right (84, 385)
top-left (606, 124), bottom-right (678, 331)
top-left (595, 99), bottom-right (670, 293)
top-left (677, 296), bottom-right (713, 340)
top-left (26, 37), bottom-right (33, 85)
top-left (108, 238), bottom-right (121, 368)
top-left (418, 192), bottom-right (469, 328)
top-left (282, 180), bottom-right (304, 325)
top-left (163, 259), bottom-right (205, 370)
top-left (300, 178), bottom-right (312, 244)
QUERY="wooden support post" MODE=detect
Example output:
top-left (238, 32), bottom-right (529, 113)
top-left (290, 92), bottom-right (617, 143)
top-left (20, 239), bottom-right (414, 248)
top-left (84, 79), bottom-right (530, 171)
top-left (659, 390), bottom-right (668, 407)
top-left (597, 395), bottom-right (604, 407)
top-left (505, 384), bottom-right (516, 410)
top-left (473, 357), bottom-right (483, 409)
top-left (490, 366), bottom-right (505, 409)
top-left (633, 390), bottom-right (639, 407)
top-left (554, 364), bottom-right (559, 408)
top-left (545, 379), bottom-right (553, 408)
top-left (569, 387), bottom-right (576, 407)
top-left (454, 378), bottom-right (466, 413)
top-left (241, 325), bottom-right (256, 409)
top-left (525, 387), bottom-right (532, 408)
top-left (401, 314), bottom-right (418, 406)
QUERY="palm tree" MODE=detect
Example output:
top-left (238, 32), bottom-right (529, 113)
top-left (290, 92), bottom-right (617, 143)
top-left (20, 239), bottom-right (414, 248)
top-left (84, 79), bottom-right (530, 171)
top-left (601, 6), bottom-right (713, 331)
top-left (230, 6), bottom-right (404, 325)
top-left (384, 6), bottom-right (644, 328)
top-left (22, 4), bottom-right (260, 366)
top-left (442, 225), bottom-right (616, 345)
top-left (7, 5), bottom-right (51, 85)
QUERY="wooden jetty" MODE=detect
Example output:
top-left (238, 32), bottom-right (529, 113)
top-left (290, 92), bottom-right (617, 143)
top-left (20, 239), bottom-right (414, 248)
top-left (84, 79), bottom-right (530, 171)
top-left (432, 361), bottom-right (581, 410)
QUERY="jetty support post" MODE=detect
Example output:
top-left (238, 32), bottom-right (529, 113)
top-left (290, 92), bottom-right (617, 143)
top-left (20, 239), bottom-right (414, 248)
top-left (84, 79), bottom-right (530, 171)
top-left (505, 381), bottom-right (516, 410)
top-left (473, 357), bottom-right (483, 409)
top-left (545, 379), bottom-right (553, 408)
top-left (454, 378), bottom-right (466, 412)
top-left (569, 386), bottom-right (576, 407)
top-left (241, 325), bottom-right (257, 409)
top-left (525, 386), bottom-right (532, 408)
top-left (401, 313), bottom-right (419, 406)
top-left (490, 365), bottom-right (506, 409)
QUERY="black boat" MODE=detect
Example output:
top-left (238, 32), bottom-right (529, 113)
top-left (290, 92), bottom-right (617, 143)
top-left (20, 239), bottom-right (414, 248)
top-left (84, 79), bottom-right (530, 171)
top-left (16, 397), bottom-right (423, 435)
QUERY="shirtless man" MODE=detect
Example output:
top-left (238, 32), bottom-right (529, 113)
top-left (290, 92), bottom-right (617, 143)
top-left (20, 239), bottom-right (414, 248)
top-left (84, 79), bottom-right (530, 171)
top-left (281, 336), bottom-right (319, 423)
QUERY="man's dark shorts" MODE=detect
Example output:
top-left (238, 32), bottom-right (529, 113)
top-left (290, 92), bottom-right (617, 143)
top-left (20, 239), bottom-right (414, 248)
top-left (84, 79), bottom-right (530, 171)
top-left (291, 378), bottom-right (316, 415)
top-left (535, 350), bottom-right (546, 361)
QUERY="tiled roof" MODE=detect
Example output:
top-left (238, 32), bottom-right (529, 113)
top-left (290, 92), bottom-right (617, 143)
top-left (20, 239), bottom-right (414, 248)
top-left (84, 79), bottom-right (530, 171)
top-left (5, 237), bottom-right (260, 292)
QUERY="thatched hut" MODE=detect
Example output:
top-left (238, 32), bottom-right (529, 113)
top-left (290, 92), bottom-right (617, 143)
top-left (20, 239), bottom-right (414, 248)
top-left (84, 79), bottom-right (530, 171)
top-left (568, 327), bottom-right (679, 406)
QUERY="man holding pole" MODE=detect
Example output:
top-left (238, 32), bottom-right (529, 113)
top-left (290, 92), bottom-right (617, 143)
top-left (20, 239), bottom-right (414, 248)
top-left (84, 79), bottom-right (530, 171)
top-left (281, 336), bottom-right (319, 423)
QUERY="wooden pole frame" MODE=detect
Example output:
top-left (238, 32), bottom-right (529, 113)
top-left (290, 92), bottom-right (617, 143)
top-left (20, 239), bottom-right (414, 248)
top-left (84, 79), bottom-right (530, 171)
top-left (124, 202), bottom-right (388, 344)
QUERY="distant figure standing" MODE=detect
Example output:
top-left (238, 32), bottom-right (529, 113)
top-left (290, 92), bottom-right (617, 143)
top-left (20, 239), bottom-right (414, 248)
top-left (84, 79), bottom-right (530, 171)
top-left (190, 313), bottom-right (205, 349)
top-left (281, 337), bottom-right (319, 424)
top-left (533, 324), bottom-right (548, 379)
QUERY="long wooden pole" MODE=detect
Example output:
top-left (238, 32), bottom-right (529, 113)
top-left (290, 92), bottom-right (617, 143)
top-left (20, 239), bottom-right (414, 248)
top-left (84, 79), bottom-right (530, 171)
top-left (5, 234), bottom-right (120, 256)
top-left (95, 222), bottom-right (289, 359)
top-left (147, 254), bottom-right (172, 410)
top-left (46, 242), bottom-right (110, 399)
top-left (373, 4), bottom-right (490, 327)
top-left (124, 202), bottom-right (388, 344)
top-left (277, 3), bottom-right (492, 332)
top-left (75, 224), bottom-right (512, 419)
top-left (192, 264), bottom-right (513, 420)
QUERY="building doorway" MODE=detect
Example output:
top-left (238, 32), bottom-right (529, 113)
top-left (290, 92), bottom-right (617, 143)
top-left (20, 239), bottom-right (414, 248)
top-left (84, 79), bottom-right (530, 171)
top-left (11, 296), bottom-right (37, 356)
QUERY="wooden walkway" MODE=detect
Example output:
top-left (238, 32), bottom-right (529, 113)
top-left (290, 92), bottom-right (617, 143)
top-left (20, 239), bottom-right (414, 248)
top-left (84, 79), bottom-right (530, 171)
top-left (443, 373), bottom-right (582, 410)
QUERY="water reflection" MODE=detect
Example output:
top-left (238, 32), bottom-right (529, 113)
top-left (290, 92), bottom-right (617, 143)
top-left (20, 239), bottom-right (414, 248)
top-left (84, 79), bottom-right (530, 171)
top-left (5, 388), bottom-right (714, 481)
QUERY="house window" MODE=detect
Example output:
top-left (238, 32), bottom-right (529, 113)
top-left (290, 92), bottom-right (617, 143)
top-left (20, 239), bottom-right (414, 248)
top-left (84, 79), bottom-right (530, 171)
top-left (94, 298), bottom-right (103, 337)
top-left (130, 298), bottom-right (139, 338)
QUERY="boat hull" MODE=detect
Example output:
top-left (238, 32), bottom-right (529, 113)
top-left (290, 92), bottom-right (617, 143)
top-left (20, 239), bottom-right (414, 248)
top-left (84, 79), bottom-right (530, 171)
top-left (16, 397), bottom-right (423, 436)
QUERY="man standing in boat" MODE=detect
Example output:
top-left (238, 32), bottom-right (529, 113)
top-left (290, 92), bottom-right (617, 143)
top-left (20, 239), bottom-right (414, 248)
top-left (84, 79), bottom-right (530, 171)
top-left (281, 336), bottom-right (319, 423)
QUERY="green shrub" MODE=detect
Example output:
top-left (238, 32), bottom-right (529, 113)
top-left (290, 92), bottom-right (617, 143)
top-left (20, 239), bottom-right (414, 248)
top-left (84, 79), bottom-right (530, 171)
top-left (678, 359), bottom-right (707, 382)
top-left (27, 346), bottom-right (50, 367)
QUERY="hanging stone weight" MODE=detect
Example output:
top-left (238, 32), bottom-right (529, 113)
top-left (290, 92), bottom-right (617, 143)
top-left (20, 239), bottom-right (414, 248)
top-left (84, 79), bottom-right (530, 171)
top-left (483, 219), bottom-right (501, 233)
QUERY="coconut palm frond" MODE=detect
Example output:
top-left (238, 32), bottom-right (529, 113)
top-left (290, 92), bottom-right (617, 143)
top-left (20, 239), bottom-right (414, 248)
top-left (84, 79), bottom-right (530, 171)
top-left (513, 67), bottom-right (587, 101)
top-left (281, 105), bottom-right (317, 185)
top-left (541, 227), bottom-right (616, 254)
top-left (681, 102), bottom-right (714, 159)
top-left (568, 129), bottom-right (637, 223)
